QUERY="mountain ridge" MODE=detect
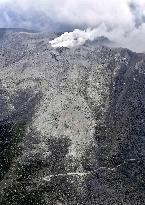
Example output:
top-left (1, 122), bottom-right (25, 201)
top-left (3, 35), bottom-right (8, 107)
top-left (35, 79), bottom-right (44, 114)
top-left (0, 31), bottom-right (145, 204)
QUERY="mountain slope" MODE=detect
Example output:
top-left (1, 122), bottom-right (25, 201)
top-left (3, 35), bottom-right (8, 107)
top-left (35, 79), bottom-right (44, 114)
top-left (0, 31), bottom-right (145, 205)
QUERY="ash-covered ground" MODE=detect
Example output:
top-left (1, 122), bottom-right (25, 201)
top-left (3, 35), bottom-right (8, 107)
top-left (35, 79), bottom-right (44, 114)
top-left (0, 29), bottom-right (145, 205)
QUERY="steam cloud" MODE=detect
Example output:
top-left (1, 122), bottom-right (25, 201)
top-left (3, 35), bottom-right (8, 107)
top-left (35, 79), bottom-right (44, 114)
top-left (49, 28), bottom-right (104, 48)
top-left (0, 0), bottom-right (145, 51)
top-left (50, 24), bottom-right (145, 52)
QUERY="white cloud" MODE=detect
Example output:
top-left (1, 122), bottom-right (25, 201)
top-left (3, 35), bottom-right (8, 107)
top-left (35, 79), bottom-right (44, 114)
top-left (0, 1), bottom-right (141, 28)
top-left (0, 0), bottom-right (145, 51)
top-left (0, 0), bottom-right (138, 28)
top-left (50, 23), bottom-right (145, 52)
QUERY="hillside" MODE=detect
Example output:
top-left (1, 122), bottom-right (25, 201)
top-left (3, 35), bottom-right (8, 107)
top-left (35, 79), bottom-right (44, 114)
top-left (0, 31), bottom-right (145, 205)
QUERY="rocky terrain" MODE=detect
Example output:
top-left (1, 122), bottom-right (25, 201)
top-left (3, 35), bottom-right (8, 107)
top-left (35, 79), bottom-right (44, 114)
top-left (0, 30), bottom-right (145, 205)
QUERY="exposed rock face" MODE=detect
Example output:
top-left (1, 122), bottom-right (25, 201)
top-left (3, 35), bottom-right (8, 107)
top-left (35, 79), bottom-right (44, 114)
top-left (0, 31), bottom-right (145, 204)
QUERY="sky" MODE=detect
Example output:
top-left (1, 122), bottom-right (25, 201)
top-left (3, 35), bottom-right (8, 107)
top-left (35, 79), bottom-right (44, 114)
top-left (0, 0), bottom-right (145, 51)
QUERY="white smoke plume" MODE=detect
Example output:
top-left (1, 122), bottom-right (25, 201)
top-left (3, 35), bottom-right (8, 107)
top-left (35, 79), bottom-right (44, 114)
top-left (1, 0), bottom-right (145, 51)
top-left (49, 23), bottom-right (145, 52)
top-left (49, 28), bottom-right (104, 48)
top-left (48, 0), bottom-right (145, 52)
